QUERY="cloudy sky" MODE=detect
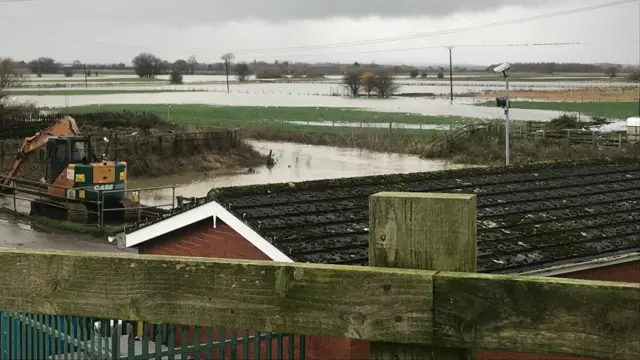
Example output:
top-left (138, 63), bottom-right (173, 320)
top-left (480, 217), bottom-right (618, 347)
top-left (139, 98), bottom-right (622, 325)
top-left (1, 0), bottom-right (638, 66)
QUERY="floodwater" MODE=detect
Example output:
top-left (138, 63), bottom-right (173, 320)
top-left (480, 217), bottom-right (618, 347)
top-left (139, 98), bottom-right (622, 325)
top-left (18, 94), bottom-right (568, 121)
top-left (15, 79), bottom-right (636, 96)
top-left (129, 140), bottom-right (473, 206)
top-left (20, 73), bottom-right (632, 89)
top-left (0, 140), bottom-right (470, 249)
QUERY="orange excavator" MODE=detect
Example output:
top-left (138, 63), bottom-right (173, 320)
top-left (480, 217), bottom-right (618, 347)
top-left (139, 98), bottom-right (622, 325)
top-left (1, 116), bottom-right (133, 223)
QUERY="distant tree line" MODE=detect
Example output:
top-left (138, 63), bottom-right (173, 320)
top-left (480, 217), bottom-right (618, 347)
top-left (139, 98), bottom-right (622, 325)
top-left (4, 55), bottom-right (638, 84)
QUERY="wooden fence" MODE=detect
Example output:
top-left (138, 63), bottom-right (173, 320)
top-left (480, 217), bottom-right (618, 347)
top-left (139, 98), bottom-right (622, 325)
top-left (0, 192), bottom-right (637, 359)
top-left (431, 121), bottom-right (634, 150)
top-left (0, 114), bottom-right (57, 140)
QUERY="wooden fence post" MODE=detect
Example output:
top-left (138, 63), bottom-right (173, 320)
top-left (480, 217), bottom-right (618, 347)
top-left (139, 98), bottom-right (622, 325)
top-left (369, 192), bottom-right (477, 360)
top-left (0, 141), bottom-right (4, 171)
top-left (619, 133), bottom-right (623, 148)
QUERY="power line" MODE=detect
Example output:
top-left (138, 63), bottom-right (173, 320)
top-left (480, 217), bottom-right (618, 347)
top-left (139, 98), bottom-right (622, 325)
top-left (249, 40), bottom-right (640, 60)
top-left (232, 0), bottom-right (638, 54)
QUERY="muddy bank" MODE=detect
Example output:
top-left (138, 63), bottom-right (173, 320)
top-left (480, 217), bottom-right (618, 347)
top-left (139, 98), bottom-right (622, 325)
top-left (1, 129), bottom-right (266, 181)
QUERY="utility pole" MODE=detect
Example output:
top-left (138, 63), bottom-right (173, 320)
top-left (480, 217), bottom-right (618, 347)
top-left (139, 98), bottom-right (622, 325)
top-left (220, 53), bottom-right (234, 94)
top-left (446, 46), bottom-right (454, 103)
top-left (224, 61), bottom-right (230, 93)
top-left (83, 63), bottom-right (88, 88)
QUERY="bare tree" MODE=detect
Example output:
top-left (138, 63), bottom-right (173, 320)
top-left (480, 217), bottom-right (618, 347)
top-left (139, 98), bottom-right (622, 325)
top-left (373, 72), bottom-right (400, 98)
top-left (342, 71), bottom-right (363, 97)
top-left (220, 53), bottom-right (235, 93)
top-left (234, 63), bottom-right (250, 82)
top-left (187, 55), bottom-right (198, 75)
top-left (0, 58), bottom-right (23, 98)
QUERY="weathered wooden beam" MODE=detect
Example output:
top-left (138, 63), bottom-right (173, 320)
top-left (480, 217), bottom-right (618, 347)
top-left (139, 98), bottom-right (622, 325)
top-left (369, 192), bottom-right (477, 360)
top-left (0, 248), bottom-right (637, 359)
top-left (434, 272), bottom-right (640, 360)
top-left (0, 248), bottom-right (434, 344)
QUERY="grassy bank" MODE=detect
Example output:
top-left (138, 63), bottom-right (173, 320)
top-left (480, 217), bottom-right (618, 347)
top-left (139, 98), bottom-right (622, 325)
top-left (50, 104), bottom-right (454, 154)
top-left (242, 123), bottom-right (439, 154)
top-left (476, 101), bottom-right (638, 119)
top-left (422, 123), bottom-right (639, 166)
top-left (8, 89), bottom-right (206, 96)
top-left (0, 208), bottom-right (122, 237)
top-left (54, 104), bottom-right (477, 126)
top-left (31, 215), bottom-right (122, 236)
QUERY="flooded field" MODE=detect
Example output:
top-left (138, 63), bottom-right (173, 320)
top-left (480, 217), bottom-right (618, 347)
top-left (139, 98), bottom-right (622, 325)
top-left (17, 93), bottom-right (568, 121)
top-left (19, 73), bottom-right (628, 87)
top-left (0, 140), bottom-right (473, 250)
top-left (14, 79), bottom-right (636, 95)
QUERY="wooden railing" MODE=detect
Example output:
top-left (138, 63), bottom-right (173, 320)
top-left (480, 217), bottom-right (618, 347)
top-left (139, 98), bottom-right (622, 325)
top-left (420, 124), bottom-right (477, 157)
top-left (0, 192), bottom-right (638, 360)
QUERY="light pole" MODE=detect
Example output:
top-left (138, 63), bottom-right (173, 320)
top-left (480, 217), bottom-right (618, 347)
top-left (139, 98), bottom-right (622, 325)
top-left (493, 63), bottom-right (511, 165)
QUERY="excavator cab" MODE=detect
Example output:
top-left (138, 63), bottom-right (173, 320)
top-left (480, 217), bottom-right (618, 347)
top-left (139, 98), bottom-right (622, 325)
top-left (43, 136), bottom-right (127, 207)
top-left (44, 137), bottom-right (94, 184)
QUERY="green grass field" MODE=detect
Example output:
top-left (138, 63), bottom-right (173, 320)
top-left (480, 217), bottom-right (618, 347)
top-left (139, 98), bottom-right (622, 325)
top-left (476, 101), bottom-right (638, 119)
top-left (54, 104), bottom-right (478, 126)
top-left (7, 89), bottom-right (205, 96)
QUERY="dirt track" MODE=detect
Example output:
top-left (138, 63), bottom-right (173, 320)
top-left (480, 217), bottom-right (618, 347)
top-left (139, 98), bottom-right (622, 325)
top-left (470, 87), bottom-right (639, 102)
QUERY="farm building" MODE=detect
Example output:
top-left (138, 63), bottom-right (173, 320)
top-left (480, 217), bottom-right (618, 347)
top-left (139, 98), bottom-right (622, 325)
top-left (112, 156), bottom-right (640, 360)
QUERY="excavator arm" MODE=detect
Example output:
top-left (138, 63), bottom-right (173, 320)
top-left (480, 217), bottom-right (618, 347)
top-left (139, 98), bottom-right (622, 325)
top-left (1, 116), bottom-right (80, 189)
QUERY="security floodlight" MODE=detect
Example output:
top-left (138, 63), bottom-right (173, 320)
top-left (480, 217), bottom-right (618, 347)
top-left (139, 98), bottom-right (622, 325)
top-left (493, 62), bottom-right (511, 75)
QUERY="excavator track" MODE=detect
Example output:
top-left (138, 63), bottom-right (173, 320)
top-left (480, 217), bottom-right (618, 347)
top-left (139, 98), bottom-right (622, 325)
top-left (30, 197), bottom-right (89, 224)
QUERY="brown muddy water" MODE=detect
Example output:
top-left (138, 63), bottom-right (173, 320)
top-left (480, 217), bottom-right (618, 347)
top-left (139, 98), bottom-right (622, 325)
top-left (0, 140), bottom-right (471, 251)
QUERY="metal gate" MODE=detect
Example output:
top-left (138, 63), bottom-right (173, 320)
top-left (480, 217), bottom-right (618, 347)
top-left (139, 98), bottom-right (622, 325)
top-left (1, 312), bottom-right (305, 359)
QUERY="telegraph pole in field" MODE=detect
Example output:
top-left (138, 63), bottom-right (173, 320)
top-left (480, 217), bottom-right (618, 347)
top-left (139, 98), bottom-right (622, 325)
top-left (84, 63), bottom-right (88, 88)
top-left (446, 46), bottom-right (454, 103)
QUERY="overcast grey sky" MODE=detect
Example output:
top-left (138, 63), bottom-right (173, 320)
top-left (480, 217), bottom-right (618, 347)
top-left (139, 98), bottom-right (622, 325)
top-left (1, 0), bottom-right (638, 65)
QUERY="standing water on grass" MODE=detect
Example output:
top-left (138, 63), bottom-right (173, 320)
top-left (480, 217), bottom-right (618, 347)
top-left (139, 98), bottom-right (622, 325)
top-left (129, 140), bottom-right (473, 205)
top-left (19, 93), bottom-right (569, 121)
